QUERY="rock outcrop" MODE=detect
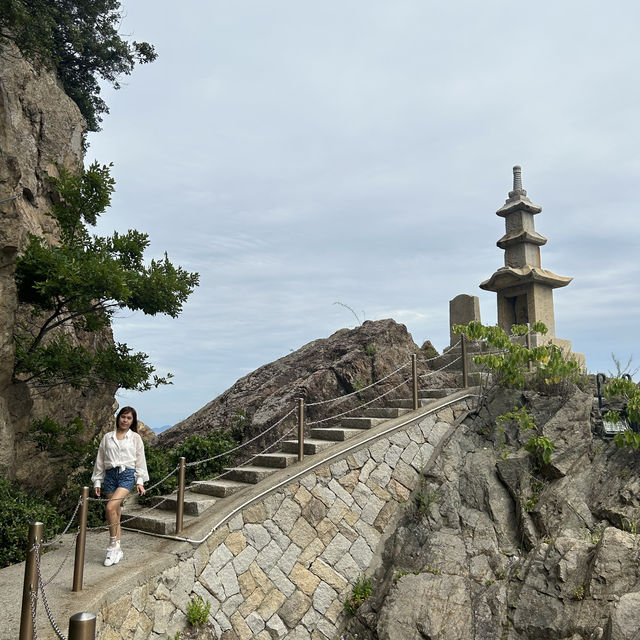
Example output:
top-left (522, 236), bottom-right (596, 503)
top-left (0, 42), bottom-right (116, 488)
top-left (344, 387), bottom-right (640, 640)
top-left (158, 319), bottom-right (446, 449)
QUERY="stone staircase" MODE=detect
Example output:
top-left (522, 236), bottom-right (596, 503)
top-left (121, 385), bottom-right (469, 535)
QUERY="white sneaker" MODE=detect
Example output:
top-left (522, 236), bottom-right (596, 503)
top-left (104, 546), bottom-right (123, 567)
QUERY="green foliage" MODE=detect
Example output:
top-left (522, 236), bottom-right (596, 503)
top-left (414, 487), bottom-right (440, 516)
top-left (0, 0), bottom-right (156, 131)
top-left (525, 435), bottom-right (555, 466)
top-left (343, 576), bottom-right (372, 615)
top-left (30, 416), bottom-right (90, 458)
top-left (573, 584), bottom-right (585, 600)
top-left (363, 343), bottom-right (377, 357)
top-left (496, 407), bottom-right (537, 433)
top-left (186, 595), bottom-right (211, 627)
top-left (0, 477), bottom-right (65, 568)
top-left (141, 431), bottom-right (235, 502)
top-left (230, 408), bottom-right (248, 442)
top-left (453, 321), bottom-right (580, 392)
top-left (14, 162), bottom-right (199, 392)
top-left (613, 429), bottom-right (640, 451)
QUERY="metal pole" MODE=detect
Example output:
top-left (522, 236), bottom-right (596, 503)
top-left (461, 335), bottom-right (469, 388)
top-left (20, 521), bottom-right (43, 640)
top-left (68, 612), bottom-right (96, 640)
top-left (72, 487), bottom-right (90, 592)
top-left (411, 354), bottom-right (419, 410)
top-left (526, 329), bottom-right (533, 371)
top-left (176, 457), bottom-right (186, 534)
top-left (297, 398), bottom-right (305, 462)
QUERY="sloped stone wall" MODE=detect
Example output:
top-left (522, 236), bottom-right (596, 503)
top-left (96, 397), bottom-right (474, 640)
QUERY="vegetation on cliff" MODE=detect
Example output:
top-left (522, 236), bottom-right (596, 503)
top-left (0, 0), bottom-right (156, 131)
top-left (14, 161), bottom-right (199, 392)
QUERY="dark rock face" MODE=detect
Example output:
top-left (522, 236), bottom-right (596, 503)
top-left (157, 319), bottom-right (445, 449)
top-left (344, 387), bottom-right (640, 640)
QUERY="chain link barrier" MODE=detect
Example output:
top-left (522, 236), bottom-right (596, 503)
top-left (29, 541), bottom-right (68, 640)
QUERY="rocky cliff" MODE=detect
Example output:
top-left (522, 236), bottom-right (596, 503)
top-left (158, 319), bottom-right (443, 449)
top-left (0, 43), bottom-right (116, 488)
top-left (342, 386), bottom-right (640, 640)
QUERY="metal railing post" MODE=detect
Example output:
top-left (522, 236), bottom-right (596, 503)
top-left (297, 398), bottom-right (305, 462)
top-left (176, 457), bottom-right (186, 534)
top-left (72, 487), bottom-right (90, 592)
top-left (461, 335), bottom-right (469, 388)
top-left (20, 521), bottom-right (43, 640)
top-left (68, 612), bottom-right (96, 640)
top-left (411, 354), bottom-right (419, 410)
top-left (526, 329), bottom-right (533, 371)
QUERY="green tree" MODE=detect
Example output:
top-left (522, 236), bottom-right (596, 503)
top-left (14, 162), bottom-right (199, 391)
top-left (0, 0), bottom-right (156, 131)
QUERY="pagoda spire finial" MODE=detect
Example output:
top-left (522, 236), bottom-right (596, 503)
top-left (508, 165), bottom-right (526, 198)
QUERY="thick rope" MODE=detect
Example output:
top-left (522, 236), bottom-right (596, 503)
top-left (306, 361), bottom-right (410, 407)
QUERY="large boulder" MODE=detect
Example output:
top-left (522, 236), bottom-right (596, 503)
top-left (158, 319), bottom-right (441, 448)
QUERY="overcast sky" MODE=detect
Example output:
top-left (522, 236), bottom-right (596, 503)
top-left (87, 1), bottom-right (640, 428)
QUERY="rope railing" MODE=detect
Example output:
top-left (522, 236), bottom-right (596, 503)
top-left (419, 354), bottom-right (462, 378)
top-left (307, 376), bottom-right (412, 425)
top-left (17, 343), bottom-right (479, 639)
top-left (306, 361), bottom-right (410, 407)
top-left (184, 408), bottom-right (296, 468)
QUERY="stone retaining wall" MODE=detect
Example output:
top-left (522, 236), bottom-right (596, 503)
top-left (97, 398), bottom-right (474, 640)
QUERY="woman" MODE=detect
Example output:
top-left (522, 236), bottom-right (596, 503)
top-left (91, 406), bottom-right (149, 567)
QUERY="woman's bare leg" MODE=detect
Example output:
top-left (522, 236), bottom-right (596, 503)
top-left (104, 487), bottom-right (130, 543)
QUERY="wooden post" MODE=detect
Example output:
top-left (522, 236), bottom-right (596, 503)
top-left (176, 457), bottom-right (186, 534)
top-left (20, 522), bottom-right (43, 640)
top-left (68, 612), bottom-right (96, 640)
top-left (461, 334), bottom-right (469, 388)
top-left (72, 487), bottom-right (90, 592)
top-left (411, 354), bottom-right (419, 410)
top-left (297, 398), bottom-right (305, 462)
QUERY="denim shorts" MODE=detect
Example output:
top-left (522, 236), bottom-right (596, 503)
top-left (103, 467), bottom-right (135, 494)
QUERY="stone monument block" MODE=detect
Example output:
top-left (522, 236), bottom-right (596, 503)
top-left (449, 294), bottom-right (481, 345)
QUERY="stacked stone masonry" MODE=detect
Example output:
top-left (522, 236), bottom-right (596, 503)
top-left (96, 398), bottom-right (473, 640)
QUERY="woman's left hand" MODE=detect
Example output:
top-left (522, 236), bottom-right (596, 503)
top-left (136, 484), bottom-right (146, 496)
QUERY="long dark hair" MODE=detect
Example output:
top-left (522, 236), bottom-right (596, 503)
top-left (116, 406), bottom-right (138, 432)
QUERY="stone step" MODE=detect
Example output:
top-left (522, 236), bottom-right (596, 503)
top-left (309, 427), bottom-right (364, 442)
top-left (148, 492), bottom-right (217, 516)
top-left (121, 506), bottom-right (198, 535)
top-left (361, 407), bottom-right (409, 419)
top-left (340, 416), bottom-right (387, 429)
top-left (190, 478), bottom-right (249, 498)
top-left (281, 438), bottom-right (335, 455)
top-left (253, 452), bottom-right (299, 468)
top-left (223, 465), bottom-right (278, 484)
top-left (387, 398), bottom-right (438, 409)
top-left (418, 388), bottom-right (460, 399)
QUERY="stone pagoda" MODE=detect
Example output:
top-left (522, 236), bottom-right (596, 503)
top-left (480, 166), bottom-right (581, 360)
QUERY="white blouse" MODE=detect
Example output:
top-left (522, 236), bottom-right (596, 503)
top-left (91, 429), bottom-right (149, 488)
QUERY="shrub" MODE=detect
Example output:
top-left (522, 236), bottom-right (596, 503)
top-left (453, 321), bottom-right (581, 393)
top-left (525, 435), bottom-right (555, 467)
top-left (343, 576), bottom-right (372, 615)
top-left (0, 477), bottom-right (65, 568)
top-left (186, 595), bottom-right (211, 627)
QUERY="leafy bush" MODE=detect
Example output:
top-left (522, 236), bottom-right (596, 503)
top-left (525, 435), bottom-right (555, 467)
top-left (343, 576), bottom-right (372, 615)
top-left (186, 595), bottom-right (211, 626)
top-left (141, 431), bottom-right (235, 502)
top-left (453, 321), bottom-right (581, 393)
top-left (0, 477), bottom-right (65, 568)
